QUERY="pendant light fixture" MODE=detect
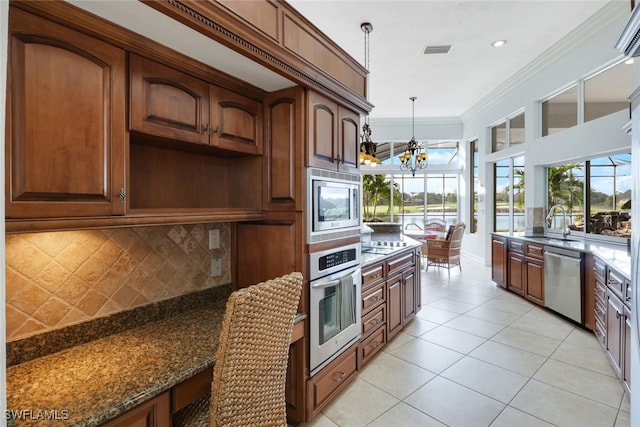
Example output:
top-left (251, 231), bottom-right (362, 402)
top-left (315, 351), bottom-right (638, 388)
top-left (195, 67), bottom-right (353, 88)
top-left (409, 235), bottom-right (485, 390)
top-left (399, 97), bottom-right (428, 176)
top-left (359, 22), bottom-right (380, 167)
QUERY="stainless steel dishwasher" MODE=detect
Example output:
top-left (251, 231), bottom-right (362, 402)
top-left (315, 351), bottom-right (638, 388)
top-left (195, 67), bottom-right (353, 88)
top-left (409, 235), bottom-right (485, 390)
top-left (544, 246), bottom-right (584, 324)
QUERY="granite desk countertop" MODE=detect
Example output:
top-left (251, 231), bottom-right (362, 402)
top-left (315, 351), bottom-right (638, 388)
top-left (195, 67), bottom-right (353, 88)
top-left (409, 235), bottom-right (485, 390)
top-left (6, 306), bottom-right (226, 427)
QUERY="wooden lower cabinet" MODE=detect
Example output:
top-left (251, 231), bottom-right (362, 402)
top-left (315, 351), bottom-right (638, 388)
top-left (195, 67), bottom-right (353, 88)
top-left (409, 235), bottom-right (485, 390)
top-left (605, 288), bottom-right (624, 379)
top-left (306, 343), bottom-right (358, 420)
top-left (386, 274), bottom-right (403, 341)
top-left (359, 248), bottom-right (420, 368)
top-left (507, 252), bottom-right (525, 296)
top-left (101, 392), bottom-right (170, 427)
top-left (505, 241), bottom-right (544, 306)
top-left (524, 257), bottom-right (544, 305)
top-left (491, 235), bottom-right (508, 288)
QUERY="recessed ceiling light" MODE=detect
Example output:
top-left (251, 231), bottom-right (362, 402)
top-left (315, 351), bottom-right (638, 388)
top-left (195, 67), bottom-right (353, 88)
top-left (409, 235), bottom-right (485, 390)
top-left (625, 58), bottom-right (634, 65)
top-left (491, 40), bottom-right (507, 48)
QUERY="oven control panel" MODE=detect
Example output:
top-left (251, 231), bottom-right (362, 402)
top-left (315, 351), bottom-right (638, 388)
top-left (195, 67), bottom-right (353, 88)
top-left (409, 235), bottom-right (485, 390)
top-left (310, 242), bottom-right (361, 279)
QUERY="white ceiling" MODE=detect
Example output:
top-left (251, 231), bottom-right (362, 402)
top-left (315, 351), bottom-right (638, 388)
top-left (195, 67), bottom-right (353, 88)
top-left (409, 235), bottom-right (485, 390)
top-left (288, 0), bottom-right (615, 118)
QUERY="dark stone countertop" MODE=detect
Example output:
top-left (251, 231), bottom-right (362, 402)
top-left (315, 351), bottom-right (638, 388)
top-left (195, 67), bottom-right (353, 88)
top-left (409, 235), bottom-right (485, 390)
top-left (6, 306), bottom-right (226, 426)
top-left (491, 232), bottom-right (631, 280)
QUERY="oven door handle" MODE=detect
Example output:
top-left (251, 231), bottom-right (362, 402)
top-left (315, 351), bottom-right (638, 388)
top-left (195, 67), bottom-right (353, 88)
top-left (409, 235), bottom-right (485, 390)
top-left (311, 279), bottom-right (342, 289)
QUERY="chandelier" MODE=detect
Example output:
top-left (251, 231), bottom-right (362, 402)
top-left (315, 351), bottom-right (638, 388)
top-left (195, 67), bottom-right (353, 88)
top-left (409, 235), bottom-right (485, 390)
top-left (399, 97), bottom-right (427, 176)
top-left (359, 22), bottom-right (380, 167)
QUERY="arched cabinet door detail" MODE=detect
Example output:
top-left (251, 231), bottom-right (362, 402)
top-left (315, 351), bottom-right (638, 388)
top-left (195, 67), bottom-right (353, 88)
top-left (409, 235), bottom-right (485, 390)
top-left (130, 54), bottom-right (210, 146)
top-left (7, 7), bottom-right (126, 218)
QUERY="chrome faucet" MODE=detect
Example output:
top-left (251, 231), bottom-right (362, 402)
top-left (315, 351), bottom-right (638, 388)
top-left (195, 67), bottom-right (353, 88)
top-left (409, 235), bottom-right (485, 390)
top-left (546, 204), bottom-right (571, 238)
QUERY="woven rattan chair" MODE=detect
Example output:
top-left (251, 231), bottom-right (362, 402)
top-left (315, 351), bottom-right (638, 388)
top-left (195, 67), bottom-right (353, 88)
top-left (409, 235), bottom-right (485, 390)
top-left (424, 222), bottom-right (466, 275)
top-left (174, 272), bottom-right (304, 427)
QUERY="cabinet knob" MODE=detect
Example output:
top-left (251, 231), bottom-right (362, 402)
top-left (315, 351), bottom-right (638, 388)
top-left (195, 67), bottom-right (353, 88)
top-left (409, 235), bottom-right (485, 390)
top-left (333, 372), bottom-right (346, 382)
top-left (118, 187), bottom-right (126, 203)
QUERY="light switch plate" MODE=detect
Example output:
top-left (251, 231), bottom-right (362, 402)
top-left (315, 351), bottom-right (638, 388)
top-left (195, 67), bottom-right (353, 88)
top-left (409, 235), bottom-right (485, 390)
top-left (211, 258), bottom-right (222, 277)
top-left (209, 229), bottom-right (220, 249)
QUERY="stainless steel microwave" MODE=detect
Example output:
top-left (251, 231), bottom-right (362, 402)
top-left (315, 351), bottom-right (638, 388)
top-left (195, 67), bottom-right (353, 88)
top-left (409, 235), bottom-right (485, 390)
top-left (308, 169), bottom-right (361, 243)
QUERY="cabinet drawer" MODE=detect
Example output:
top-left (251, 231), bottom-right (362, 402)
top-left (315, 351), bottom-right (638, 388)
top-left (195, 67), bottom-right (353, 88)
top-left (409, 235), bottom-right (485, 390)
top-left (387, 251), bottom-right (414, 277)
top-left (593, 256), bottom-right (607, 281)
top-left (607, 269), bottom-right (625, 299)
top-left (508, 239), bottom-right (524, 253)
top-left (595, 299), bottom-right (606, 325)
top-left (594, 318), bottom-right (606, 348)
top-left (524, 243), bottom-right (544, 259)
top-left (362, 304), bottom-right (385, 338)
top-left (362, 282), bottom-right (385, 313)
top-left (360, 326), bottom-right (385, 366)
top-left (307, 345), bottom-right (357, 413)
top-left (362, 262), bottom-right (385, 290)
top-left (595, 279), bottom-right (607, 307)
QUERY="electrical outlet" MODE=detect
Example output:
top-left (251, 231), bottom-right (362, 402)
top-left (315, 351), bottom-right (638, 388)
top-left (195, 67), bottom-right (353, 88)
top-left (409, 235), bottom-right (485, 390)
top-left (209, 229), bottom-right (220, 249)
top-left (211, 258), bottom-right (222, 277)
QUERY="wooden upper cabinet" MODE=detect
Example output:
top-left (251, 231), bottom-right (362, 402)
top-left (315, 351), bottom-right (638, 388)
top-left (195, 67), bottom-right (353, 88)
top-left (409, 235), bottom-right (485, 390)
top-left (210, 85), bottom-right (263, 154)
top-left (307, 91), bottom-right (360, 172)
top-left (263, 87), bottom-right (304, 211)
top-left (130, 54), bottom-right (262, 154)
top-left (130, 54), bottom-right (210, 145)
top-left (6, 7), bottom-right (126, 219)
top-left (338, 106), bottom-right (360, 174)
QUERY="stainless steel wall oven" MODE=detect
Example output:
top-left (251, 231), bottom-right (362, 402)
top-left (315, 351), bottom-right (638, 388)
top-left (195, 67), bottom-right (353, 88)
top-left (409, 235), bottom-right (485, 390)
top-left (309, 242), bottom-right (361, 376)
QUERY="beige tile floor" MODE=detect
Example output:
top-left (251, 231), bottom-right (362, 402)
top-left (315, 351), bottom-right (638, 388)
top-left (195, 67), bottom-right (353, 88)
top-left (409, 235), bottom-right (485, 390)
top-left (300, 255), bottom-right (631, 427)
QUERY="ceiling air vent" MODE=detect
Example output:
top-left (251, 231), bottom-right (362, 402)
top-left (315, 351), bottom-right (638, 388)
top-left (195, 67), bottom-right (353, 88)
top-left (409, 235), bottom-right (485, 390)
top-left (423, 45), bottom-right (452, 55)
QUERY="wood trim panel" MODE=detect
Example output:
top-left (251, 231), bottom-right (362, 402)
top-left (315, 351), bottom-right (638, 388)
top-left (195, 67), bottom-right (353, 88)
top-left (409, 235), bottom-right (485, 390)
top-left (141, 0), bottom-right (372, 114)
top-left (216, 0), bottom-right (280, 42)
top-left (282, 12), bottom-right (365, 96)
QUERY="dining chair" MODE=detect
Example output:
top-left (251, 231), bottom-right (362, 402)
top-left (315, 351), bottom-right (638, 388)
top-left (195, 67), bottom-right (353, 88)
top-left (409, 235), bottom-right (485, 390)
top-left (174, 272), bottom-right (304, 427)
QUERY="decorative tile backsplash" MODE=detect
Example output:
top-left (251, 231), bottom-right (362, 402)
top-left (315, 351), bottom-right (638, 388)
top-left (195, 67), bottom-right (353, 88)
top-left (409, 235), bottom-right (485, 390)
top-left (5, 223), bottom-right (230, 341)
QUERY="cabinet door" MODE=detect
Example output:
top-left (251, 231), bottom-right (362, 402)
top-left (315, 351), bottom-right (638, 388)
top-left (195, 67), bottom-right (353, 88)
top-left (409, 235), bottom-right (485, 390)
top-left (101, 391), bottom-right (170, 427)
top-left (337, 106), bottom-right (360, 173)
top-left (624, 306), bottom-right (631, 393)
top-left (605, 290), bottom-right (624, 379)
top-left (263, 87), bottom-right (304, 211)
top-left (210, 85), bottom-right (263, 154)
top-left (507, 253), bottom-right (525, 296)
top-left (307, 91), bottom-right (338, 170)
top-left (386, 275), bottom-right (403, 340)
top-left (491, 236), bottom-right (507, 287)
top-left (402, 270), bottom-right (416, 324)
top-left (7, 8), bottom-right (126, 218)
top-left (524, 258), bottom-right (544, 306)
top-left (130, 54), bottom-right (210, 145)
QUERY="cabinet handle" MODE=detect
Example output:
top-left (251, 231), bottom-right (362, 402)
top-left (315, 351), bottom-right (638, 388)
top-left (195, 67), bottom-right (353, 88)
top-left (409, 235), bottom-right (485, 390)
top-left (373, 296), bottom-right (382, 302)
top-left (204, 123), bottom-right (212, 135)
top-left (333, 372), bottom-right (346, 382)
top-left (616, 311), bottom-right (621, 319)
top-left (118, 187), bottom-right (126, 203)
top-left (371, 341), bottom-right (382, 349)
top-left (214, 125), bottom-right (221, 136)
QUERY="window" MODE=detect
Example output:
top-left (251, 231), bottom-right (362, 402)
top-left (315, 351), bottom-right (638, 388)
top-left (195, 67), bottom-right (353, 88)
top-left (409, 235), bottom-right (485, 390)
top-left (541, 85), bottom-right (578, 136)
top-left (369, 141), bottom-right (459, 166)
top-left (362, 173), bottom-right (459, 230)
top-left (491, 112), bottom-right (525, 152)
top-left (494, 156), bottom-right (525, 232)
top-left (546, 153), bottom-right (631, 240)
top-left (509, 113), bottom-right (525, 145)
top-left (470, 140), bottom-right (479, 233)
top-left (584, 62), bottom-right (632, 123)
top-left (491, 122), bottom-right (506, 152)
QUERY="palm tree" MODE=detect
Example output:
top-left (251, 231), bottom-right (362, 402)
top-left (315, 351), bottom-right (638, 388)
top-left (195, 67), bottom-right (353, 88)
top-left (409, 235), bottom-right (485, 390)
top-left (548, 164), bottom-right (584, 212)
top-left (362, 174), bottom-right (400, 221)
